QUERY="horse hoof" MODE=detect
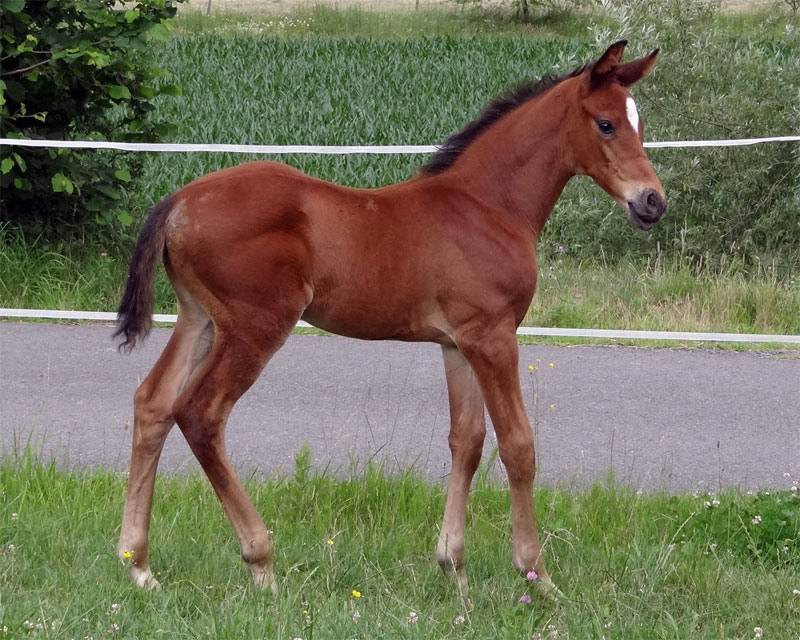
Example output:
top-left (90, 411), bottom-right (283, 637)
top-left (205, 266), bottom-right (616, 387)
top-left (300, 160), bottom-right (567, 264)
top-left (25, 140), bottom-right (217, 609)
top-left (535, 578), bottom-right (565, 603)
top-left (128, 566), bottom-right (162, 591)
top-left (251, 568), bottom-right (278, 595)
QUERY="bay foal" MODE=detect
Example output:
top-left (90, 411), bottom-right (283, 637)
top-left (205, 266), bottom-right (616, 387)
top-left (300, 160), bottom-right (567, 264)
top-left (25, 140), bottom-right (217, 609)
top-left (116, 41), bottom-right (666, 596)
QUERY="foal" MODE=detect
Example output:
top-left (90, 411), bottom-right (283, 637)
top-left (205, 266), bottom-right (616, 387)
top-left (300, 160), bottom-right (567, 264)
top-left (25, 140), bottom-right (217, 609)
top-left (116, 41), bottom-right (666, 596)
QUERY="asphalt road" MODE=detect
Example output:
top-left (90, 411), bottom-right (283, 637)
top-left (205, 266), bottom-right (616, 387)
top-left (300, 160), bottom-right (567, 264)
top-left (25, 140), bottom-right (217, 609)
top-left (1, 321), bottom-right (798, 492)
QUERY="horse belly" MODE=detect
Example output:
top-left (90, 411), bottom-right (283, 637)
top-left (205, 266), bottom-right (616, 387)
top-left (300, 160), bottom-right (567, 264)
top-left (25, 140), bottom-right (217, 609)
top-left (301, 286), bottom-right (451, 344)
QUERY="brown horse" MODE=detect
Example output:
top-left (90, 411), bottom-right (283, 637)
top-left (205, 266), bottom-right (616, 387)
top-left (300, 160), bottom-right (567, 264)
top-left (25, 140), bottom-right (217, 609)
top-left (115, 41), bottom-right (665, 597)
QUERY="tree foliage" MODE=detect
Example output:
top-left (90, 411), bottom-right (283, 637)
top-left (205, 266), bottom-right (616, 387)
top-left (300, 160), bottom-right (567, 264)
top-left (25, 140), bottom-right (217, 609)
top-left (0, 0), bottom-right (183, 231)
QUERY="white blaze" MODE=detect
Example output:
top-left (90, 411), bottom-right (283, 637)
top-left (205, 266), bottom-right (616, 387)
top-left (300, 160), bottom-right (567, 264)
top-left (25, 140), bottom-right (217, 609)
top-left (626, 97), bottom-right (640, 134)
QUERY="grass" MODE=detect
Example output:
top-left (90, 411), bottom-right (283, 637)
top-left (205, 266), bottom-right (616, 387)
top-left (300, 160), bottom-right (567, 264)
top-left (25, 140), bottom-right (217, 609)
top-left (1, 448), bottom-right (799, 638)
top-left (526, 256), bottom-right (800, 337)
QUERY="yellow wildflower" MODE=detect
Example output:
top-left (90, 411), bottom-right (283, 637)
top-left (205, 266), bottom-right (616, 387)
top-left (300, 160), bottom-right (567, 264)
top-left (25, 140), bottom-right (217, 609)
top-left (352, 589), bottom-right (361, 599)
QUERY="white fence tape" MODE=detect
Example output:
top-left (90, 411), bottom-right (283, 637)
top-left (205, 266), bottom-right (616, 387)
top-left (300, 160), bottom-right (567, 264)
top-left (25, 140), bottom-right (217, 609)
top-left (2, 308), bottom-right (799, 344)
top-left (2, 136), bottom-right (799, 154)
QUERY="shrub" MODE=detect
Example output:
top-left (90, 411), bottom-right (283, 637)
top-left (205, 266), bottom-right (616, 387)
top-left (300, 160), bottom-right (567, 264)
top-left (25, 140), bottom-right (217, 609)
top-left (541, 0), bottom-right (800, 269)
top-left (0, 0), bottom-right (183, 234)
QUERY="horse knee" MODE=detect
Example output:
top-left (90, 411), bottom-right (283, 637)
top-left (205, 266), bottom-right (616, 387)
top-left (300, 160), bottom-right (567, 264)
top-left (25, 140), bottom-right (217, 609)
top-left (448, 426), bottom-right (485, 473)
top-left (498, 430), bottom-right (535, 481)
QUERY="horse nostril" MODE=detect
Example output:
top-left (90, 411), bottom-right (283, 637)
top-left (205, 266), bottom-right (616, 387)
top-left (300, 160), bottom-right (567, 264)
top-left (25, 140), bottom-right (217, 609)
top-left (644, 189), bottom-right (664, 216)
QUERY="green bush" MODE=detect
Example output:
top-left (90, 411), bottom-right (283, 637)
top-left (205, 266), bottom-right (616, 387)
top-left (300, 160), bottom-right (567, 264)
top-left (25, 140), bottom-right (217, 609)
top-left (0, 0), bottom-right (183, 233)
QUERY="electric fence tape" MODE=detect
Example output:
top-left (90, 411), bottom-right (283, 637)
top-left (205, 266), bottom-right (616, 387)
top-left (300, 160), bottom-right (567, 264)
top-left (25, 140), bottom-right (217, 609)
top-left (2, 135), bottom-right (799, 154)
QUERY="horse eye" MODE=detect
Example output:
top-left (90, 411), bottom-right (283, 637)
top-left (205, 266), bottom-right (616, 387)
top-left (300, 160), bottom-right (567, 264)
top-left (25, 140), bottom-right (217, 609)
top-left (597, 120), bottom-right (615, 136)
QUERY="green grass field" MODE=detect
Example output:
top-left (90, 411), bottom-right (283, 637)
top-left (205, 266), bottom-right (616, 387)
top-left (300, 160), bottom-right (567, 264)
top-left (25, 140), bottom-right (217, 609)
top-left (2, 449), bottom-right (799, 639)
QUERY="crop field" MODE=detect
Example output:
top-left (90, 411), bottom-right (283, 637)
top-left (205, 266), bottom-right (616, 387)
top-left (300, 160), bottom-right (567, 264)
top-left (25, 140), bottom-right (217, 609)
top-left (141, 7), bottom-right (800, 266)
top-left (2, 450), bottom-right (799, 639)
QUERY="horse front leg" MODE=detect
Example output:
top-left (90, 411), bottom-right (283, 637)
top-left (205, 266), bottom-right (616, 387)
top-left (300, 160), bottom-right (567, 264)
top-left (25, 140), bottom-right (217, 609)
top-left (457, 325), bottom-right (561, 598)
top-left (436, 345), bottom-right (487, 595)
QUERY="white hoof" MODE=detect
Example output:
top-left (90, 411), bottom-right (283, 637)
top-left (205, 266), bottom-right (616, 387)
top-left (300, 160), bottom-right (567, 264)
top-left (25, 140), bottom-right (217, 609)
top-left (535, 577), bottom-right (565, 603)
top-left (128, 565), bottom-right (162, 591)
top-left (250, 566), bottom-right (278, 595)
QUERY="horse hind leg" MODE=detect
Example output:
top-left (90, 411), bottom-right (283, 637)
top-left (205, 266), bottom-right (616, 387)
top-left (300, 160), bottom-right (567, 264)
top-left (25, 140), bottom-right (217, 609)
top-left (436, 345), bottom-right (487, 597)
top-left (118, 283), bottom-right (213, 590)
top-left (170, 298), bottom-right (305, 593)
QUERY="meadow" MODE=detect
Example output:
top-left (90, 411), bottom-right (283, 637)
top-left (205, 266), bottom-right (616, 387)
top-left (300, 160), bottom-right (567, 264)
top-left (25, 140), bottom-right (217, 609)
top-left (1, 449), bottom-right (799, 639)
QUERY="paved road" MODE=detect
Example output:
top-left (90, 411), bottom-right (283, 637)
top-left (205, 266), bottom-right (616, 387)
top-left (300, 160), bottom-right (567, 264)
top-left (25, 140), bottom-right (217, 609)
top-left (1, 322), bottom-right (798, 492)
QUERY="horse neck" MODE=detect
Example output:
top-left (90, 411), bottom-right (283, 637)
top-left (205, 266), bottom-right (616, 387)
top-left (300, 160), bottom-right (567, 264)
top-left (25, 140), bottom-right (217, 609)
top-left (445, 86), bottom-right (574, 237)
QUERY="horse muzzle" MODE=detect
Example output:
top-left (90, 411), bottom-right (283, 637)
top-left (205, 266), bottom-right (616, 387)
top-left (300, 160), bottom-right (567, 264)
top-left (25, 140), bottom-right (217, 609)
top-left (627, 188), bottom-right (666, 231)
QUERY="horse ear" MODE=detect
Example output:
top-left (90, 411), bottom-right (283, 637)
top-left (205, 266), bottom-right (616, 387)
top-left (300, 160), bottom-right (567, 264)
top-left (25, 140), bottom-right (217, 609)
top-left (615, 49), bottom-right (659, 87)
top-left (590, 40), bottom-right (627, 88)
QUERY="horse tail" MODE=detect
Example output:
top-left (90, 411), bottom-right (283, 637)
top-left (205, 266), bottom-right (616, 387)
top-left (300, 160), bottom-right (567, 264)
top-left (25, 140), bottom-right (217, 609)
top-left (114, 195), bottom-right (176, 353)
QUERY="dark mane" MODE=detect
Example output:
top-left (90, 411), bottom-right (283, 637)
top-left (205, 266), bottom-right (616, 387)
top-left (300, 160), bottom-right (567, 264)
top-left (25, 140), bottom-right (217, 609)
top-left (420, 65), bottom-right (587, 176)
